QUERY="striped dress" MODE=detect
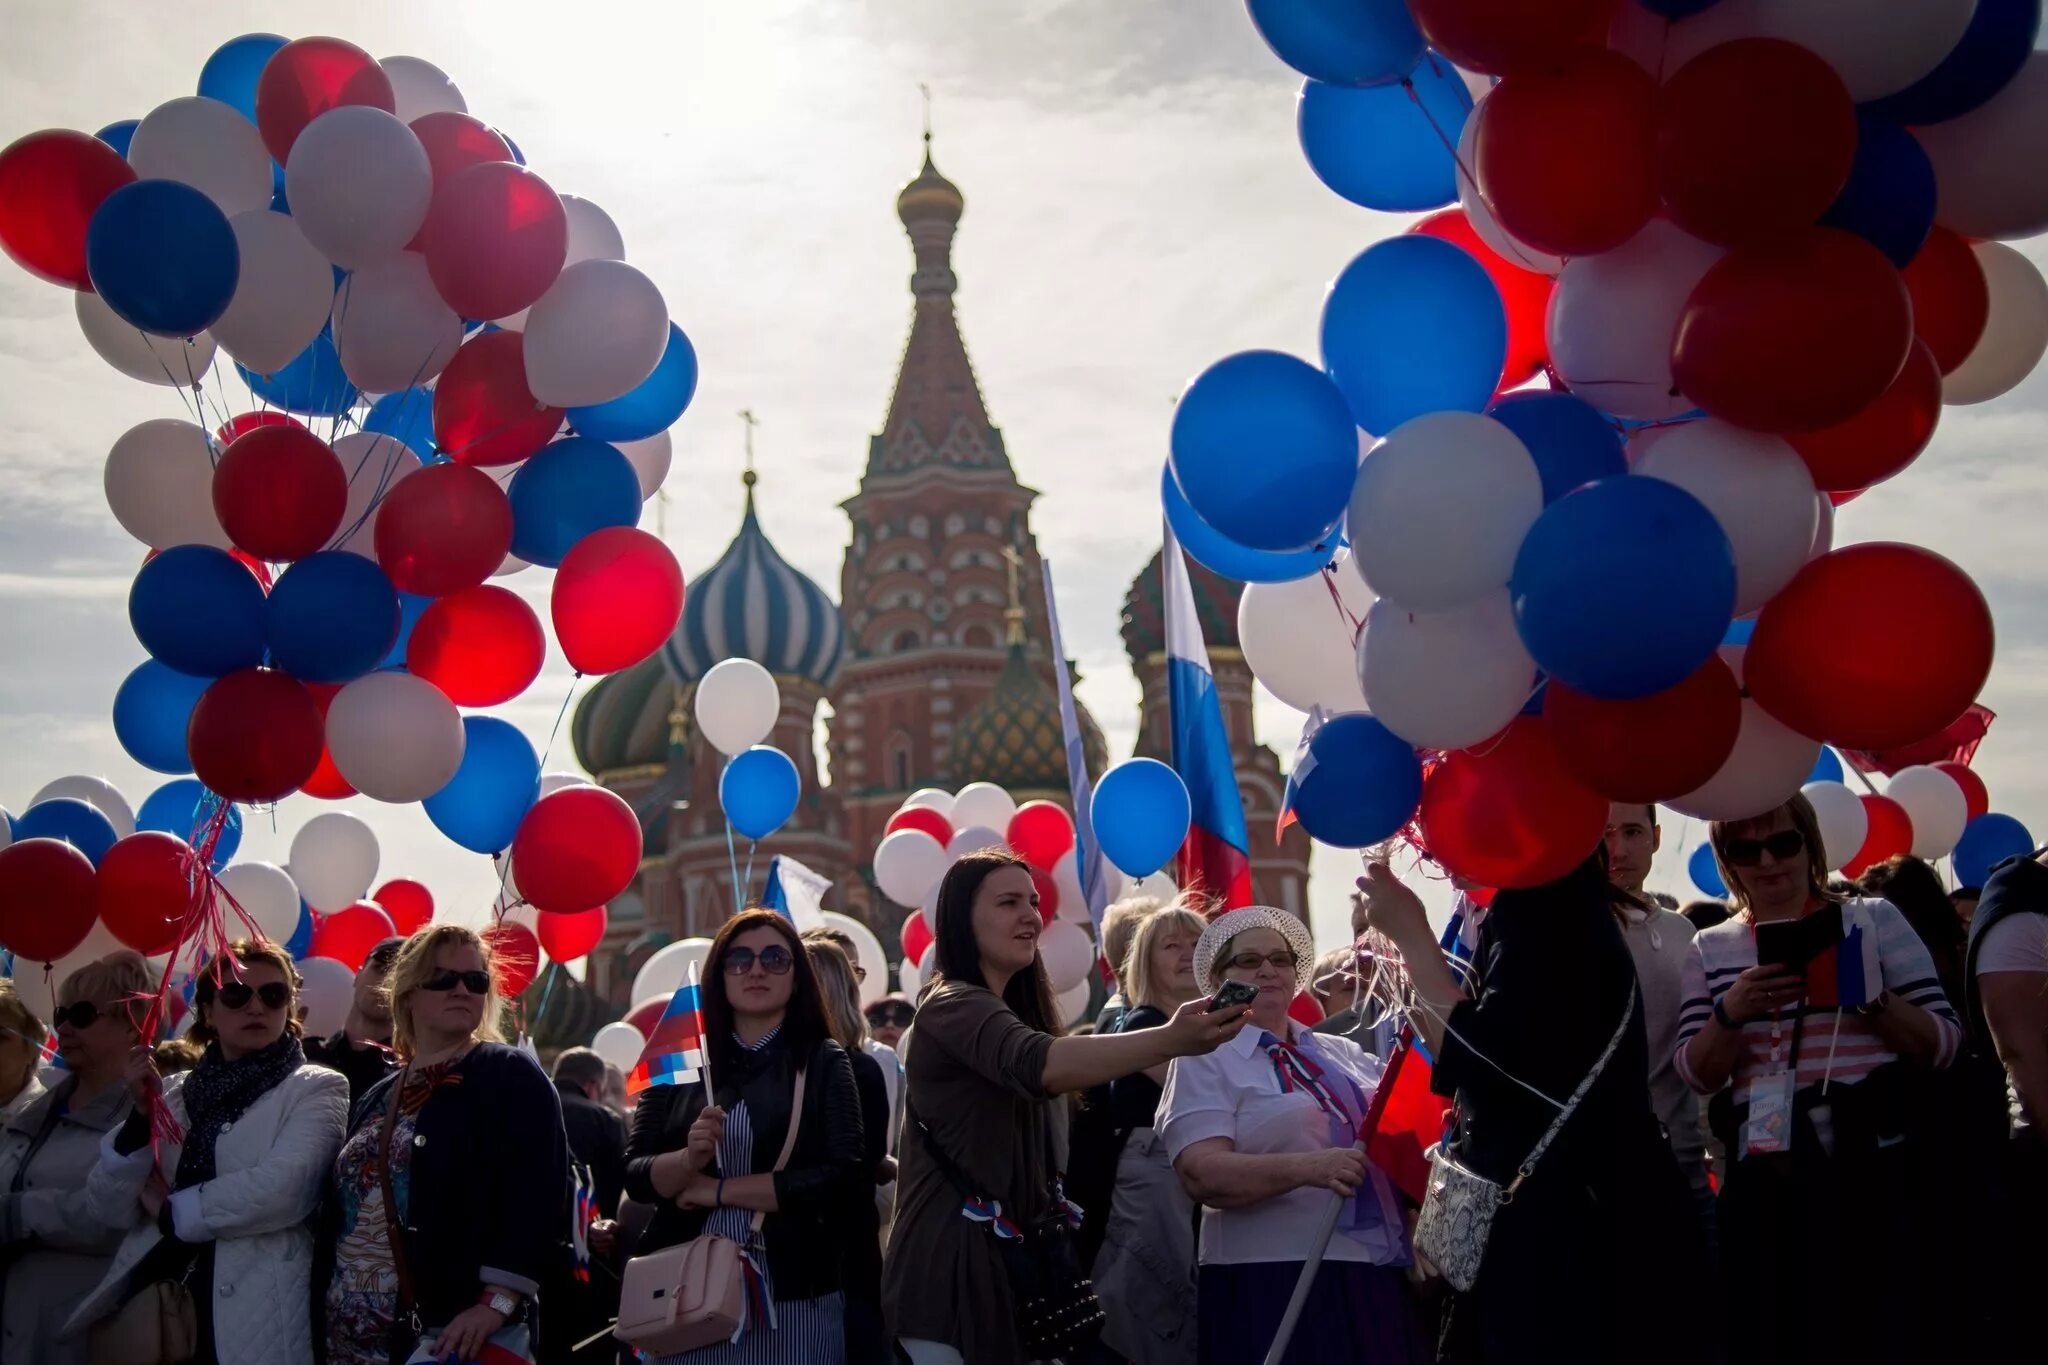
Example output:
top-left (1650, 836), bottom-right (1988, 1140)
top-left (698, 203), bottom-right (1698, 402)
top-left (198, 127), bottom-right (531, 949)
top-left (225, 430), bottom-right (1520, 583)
top-left (1674, 898), bottom-right (1962, 1098)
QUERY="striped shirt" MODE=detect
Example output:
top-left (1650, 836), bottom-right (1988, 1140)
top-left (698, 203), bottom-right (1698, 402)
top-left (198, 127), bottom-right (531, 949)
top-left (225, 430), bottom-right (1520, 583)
top-left (1674, 898), bottom-right (1961, 1095)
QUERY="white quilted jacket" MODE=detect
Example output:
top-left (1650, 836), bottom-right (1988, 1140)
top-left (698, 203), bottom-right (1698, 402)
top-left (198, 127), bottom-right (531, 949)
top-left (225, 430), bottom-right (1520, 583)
top-left (66, 1063), bottom-right (348, 1365)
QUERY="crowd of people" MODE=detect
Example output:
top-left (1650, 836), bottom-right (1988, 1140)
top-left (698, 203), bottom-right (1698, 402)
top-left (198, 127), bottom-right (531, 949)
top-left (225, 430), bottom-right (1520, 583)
top-left (0, 807), bottom-right (2039, 1364)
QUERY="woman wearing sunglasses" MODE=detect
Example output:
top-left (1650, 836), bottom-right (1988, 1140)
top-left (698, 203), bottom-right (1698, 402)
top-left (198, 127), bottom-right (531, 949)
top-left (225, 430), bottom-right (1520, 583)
top-left (325, 925), bottom-right (569, 1365)
top-left (1676, 794), bottom-right (1961, 1364)
top-left (624, 908), bottom-right (865, 1363)
top-left (68, 940), bottom-right (347, 1365)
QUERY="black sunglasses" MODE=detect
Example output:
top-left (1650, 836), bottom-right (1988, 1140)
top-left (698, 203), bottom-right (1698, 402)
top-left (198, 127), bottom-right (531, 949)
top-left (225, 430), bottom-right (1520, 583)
top-left (1722, 830), bottom-right (1806, 867)
top-left (55, 1001), bottom-right (115, 1030)
top-left (866, 1005), bottom-right (913, 1027)
top-left (420, 970), bottom-right (492, 995)
top-left (724, 946), bottom-right (794, 976)
top-left (213, 981), bottom-right (292, 1012)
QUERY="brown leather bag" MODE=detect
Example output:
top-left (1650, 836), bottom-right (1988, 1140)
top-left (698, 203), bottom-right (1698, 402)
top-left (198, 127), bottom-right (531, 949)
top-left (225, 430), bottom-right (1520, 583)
top-left (88, 1277), bottom-right (199, 1365)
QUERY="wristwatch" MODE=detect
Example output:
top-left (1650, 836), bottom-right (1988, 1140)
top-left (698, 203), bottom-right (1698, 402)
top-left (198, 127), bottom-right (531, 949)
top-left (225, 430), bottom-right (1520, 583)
top-left (481, 1289), bottom-right (521, 1320)
top-left (1852, 989), bottom-right (1892, 1018)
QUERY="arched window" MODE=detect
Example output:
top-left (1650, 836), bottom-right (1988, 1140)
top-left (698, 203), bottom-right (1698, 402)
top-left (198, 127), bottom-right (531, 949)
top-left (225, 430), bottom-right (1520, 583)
top-left (893, 629), bottom-right (922, 652)
top-left (961, 624), bottom-right (995, 648)
top-left (889, 732), bottom-right (914, 791)
top-left (894, 748), bottom-right (912, 791)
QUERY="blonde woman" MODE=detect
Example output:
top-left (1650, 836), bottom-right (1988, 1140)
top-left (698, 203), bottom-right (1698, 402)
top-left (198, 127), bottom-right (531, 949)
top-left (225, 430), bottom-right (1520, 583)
top-left (325, 926), bottom-right (569, 1365)
top-left (0, 981), bottom-right (45, 1125)
top-left (806, 936), bottom-right (892, 1365)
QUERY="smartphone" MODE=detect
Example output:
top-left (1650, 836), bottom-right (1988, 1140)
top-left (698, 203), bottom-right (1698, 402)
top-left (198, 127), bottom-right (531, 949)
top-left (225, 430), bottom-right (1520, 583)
top-left (1207, 980), bottom-right (1259, 1013)
top-left (1755, 903), bottom-right (1843, 971)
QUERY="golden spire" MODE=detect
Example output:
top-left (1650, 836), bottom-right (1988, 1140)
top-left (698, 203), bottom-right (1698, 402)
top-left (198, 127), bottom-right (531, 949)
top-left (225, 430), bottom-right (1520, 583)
top-left (739, 408), bottom-right (760, 503)
top-left (999, 541), bottom-right (1026, 646)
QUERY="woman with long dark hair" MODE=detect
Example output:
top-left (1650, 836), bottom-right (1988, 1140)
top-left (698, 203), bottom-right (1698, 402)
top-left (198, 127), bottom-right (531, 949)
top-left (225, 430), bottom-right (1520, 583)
top-left (625, 909), bottom-right (865, 1363)
top-left (883, 850), bottom-right (1251, 1365)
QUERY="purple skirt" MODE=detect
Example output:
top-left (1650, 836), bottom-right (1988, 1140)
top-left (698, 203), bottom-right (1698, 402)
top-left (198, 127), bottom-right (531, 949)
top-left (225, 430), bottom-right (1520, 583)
top-left (1196, 1260), bottom-right (1429, 1365)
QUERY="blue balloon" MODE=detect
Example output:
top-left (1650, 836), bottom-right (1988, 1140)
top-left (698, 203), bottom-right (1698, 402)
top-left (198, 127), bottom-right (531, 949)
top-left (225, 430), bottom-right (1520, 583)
top-left (198, 33), bottom-right (288, 123)
top-left (1090, 758), bottom-right (1193, 878)
top-left (136, 780), bottom-right (241, 871)
top-left (508, 437), bottom-right (641, 567)
top-left (1246, 0), bottom-right (1423, 86)
top-left (14, 799), bottom-right (119, 866)
top-left (129, 545), bottom-right (268, 678)
top-left (1722, 616), bottom-right (1756, 647)
top-left (236, 325), bottom-right (358, 415)
top-left (381, 592), bottom-right (434, 671)
top-left (1486, 392), bottom-right (1627, 505)
top-left (424, 717), bottom-right (540, 854)
top-left (502, 132), bottom-right (526, 166)
top-left (266, 553), bottom-right (401, 684)
top-left (1161, 467), bottom-right (1340, 584)
top-left (285, 901), bottom-right (314, 959)
top-left (1170, 351), bottom-right (1359, 553)
top-left (569, 323), bottom-right (699, 443)
top-left (1953, 813), bottom-right (2035, 889)
top-left (1865, 0), bottom-right (2041, 127)
top-left (1688, 844), bottom-right (1728, 898)
top-left (113, 660), bottom-right (212, 774)
top-left (719, 746), bottom-right (801, 842)
top-left (1286, 713), bottom-right (1422, 849)
top-left (86, 180), bottom-right (240, 337)
top-left (95, 120), bottom-right (139, 156)
top-left (1297, 58), bottom-right (1471, 212)
top-left (1807, 747), bottom-right (1845, 785)
top-left (1321, 235), bottom-right (1506, 435)
top-left (364, 388), bottom-right (440, 461)
top-left (1818, 115), bottom-right (1936, 269)
top-left (1510, 477), bottom-right (1735, 700)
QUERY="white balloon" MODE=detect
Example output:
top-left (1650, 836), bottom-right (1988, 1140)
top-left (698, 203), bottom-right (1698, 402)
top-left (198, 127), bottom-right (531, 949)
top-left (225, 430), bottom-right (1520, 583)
top-left (564, 196), bottom-right (626, 264)
top-left (899, 953), bottom-right (924, 998)
top-left (522, 259), bottom-right (669, 407)
top-left (296, 957), bottom-right (355, 1036)
top-left (1886, 765), bottom-right (1969, 860)
top-left (1051, 850), bottom-right (1091, 925)
top-left (1624, 0), bottom-right (1974, 103)
top-left (217, 861), bottom-right (302, 942)
top-left (1550, 219), bottom-right (1723, 421)
top-left (1057, 977), bottom-right (1094, 1028)
top-left (0, 806), bottom-right (11, 855)
top-left (329, 431), bottom-right (423, 558)
top-left (875, 829), bottom-right (948, 907)
top-left (332, 253), bottom-right (464, 393)
top-left (1130, 871), bottom-right (1179, 903)
top-left (380, 55), bottom-right (466, 122)
top-left (903, 788), bottom-right (954, 815)
top-left (1347, 412), bottom-right (1541, 612)
top-left (76, 291), bottom-right (216, 386)
top-left (31, 777), bottom-right (134, 837)
top-left (821, 912), bottom-right (889, 1006)
top-left (1800, 781), bottom-right (1869, 873)
top-left (631, 938), bottom-right (714, 1006)
top-left (129, 95), bottom-right (274, 217)
top-left (1918, 53), bottom-right (2048, 241)
top-left (946, 825), bottom-right (1008, 862)
top-left (1455, 98), bottom-right (1562, 275)
top-left (1038, 921), bottom-right (1097, 993)
top-left (620, 431), bottom-right (673, 501)
top-left (590, 1020), bottom-right (645, 1071)
top-left (285, 107), bottom-right (433, 270)
top-left (539, 771), bottom-right (591, 800)
top-left (950, 783), bottom-right (1018, 836)
top-left (1630, 422), bottom-right (1818, 615)
top-left (328, 672), bottom-right (466, 803)
top-left (1358, 590), bottom-right (1536, 750)
top-left (1943, 241), bottom-right (2048, 405)
top-left (694, 658), bottom-right (780, 756)
top-left (1238, 570), bottom-right (1371, 714)
top-left (103, 419), bottom-right (230, 551)
top-left (213, 210), bottom-right (336, 374)
top-left (289, 813), bottom-right (380, 913)
top-left (1667, 699), bottom-right (1820, 821)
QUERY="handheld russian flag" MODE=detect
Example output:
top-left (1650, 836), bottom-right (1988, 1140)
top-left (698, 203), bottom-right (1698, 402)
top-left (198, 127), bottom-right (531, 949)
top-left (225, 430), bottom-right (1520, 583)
top-left (760, 854), bottom-right (830, 932)
top-left (625, 972), bottom-right (707, 1096)
top-left (1163, 525), bottom-right (1253, 909)
top-left (1043, 558), bottom-right (1114, 930)
top-left (1276, 706), bottom-right (1327, 840)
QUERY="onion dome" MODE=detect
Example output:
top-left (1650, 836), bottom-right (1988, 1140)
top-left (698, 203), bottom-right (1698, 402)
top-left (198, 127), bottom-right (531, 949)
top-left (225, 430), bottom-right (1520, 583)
top-left (1120, 546), bottom-right (1242, 662)
top-left (896, 139), bottom-right (964, 228)
top-left (661, 471), bottom-right (846, 688)
top-left (946, 642), bottom-right (1110, 794)
top-left (570, 655), bottom-right (680, 776)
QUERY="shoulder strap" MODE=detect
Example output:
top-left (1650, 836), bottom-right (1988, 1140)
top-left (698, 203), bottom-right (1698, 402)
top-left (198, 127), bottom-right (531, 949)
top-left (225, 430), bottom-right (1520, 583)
top-left (747, 1065), bottom-right (806, 1236)
top-left (377, 1068), bottom-right (419, 1322)
top-left (1513, 982), bottom-right (1636, 1190)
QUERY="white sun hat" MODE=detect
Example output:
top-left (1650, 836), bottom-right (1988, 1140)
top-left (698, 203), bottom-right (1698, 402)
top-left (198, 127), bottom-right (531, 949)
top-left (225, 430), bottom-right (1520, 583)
top-left (1194, 905), bottom-right (1316, 994)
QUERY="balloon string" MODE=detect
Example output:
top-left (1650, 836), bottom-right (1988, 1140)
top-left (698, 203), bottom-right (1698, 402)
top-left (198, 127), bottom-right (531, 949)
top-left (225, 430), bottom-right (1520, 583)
top-left (1401, 56), bottom-right (1571, 277)
top-left (743, 841), bottom-right (757, 906)
top-left (1316, 565), bottom-right (1365, 640)
top-left (724, 816), bottom-right (744, 919)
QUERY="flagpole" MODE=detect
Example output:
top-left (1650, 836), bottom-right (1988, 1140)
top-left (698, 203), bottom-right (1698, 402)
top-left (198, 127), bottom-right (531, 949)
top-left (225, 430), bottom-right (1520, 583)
top-left (691, 960), bottom-right (713, 1107)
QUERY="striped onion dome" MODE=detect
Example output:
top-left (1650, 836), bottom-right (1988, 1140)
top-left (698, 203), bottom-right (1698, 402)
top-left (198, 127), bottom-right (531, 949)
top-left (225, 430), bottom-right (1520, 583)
top-left (660, 472), bottom-right (845, 688)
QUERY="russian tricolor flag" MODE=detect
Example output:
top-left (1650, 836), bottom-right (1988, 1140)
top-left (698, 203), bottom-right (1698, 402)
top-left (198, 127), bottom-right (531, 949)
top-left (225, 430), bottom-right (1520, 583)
top-left (1164, 526), bottom-right (1253, 910)
top-left (626, 978), bottom-right (706, 1096)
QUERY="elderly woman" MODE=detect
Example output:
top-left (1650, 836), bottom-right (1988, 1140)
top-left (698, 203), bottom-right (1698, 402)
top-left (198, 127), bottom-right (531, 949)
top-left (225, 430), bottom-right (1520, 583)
top-left (69, 939), bottom-right (348, 1365)
top-left (0, 982), bottom-right (45, 1126)
top-left (0, 952), bottom-right (150, 1365)
top-left (1159, 906), bottom-right (1424, 1365)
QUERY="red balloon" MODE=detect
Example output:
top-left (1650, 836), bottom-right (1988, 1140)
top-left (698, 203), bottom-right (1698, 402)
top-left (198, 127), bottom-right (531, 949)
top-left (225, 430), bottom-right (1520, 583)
top-left (216, 411), bottom-right (307, 445)
top-left (0, 839), bottom-right (97, 963)
top-left (409, 113), bottom-right (514, 190)
top-left (537, 906), bottom-right (608, 963)
top-left (884, 806), bottom-right (954, 847)
top-left (1932, 761), bottom-right (1991, 824)
top-left (1655, 39), bottom-right (1857, 249)
top-left (311, 901), bottom-right (397, 971)
top-left (1843, 795), bottom-right (1914, 880)
top-left (372, 879), bottom-right (434, 935)
top-left (1472, 49), bottom-right (1658, 258)
top-left (1672, 228), bottom-right (1913, 433)
top-left (900, 910), bottom-right (934, 964)
top-left (1287, 991), bottom-right (1326, 1028)
top-left (1746, 544), bottom-right (1995, 750)
top-left (1786, 340), bottom-right (1940, 495)
top-left (1900, 227), bottom-right (1990, 375)
top-left (0, 129), bottom-right (136, 289)
top-left (433, 331), bottom-right (563, 467)
top-left (372, 461), bottom-right (513, 596)
top-left (213, 425), bottom-right (349, 563)
top-left (1029, 865), bottom-right (1062, 925)
top-left (1544, 656), bottom-right (1743, 804)
top-left (1413, 208), bottom-right (1552, 389)
top-left (552, 528), bottom-right (685, 675)
top-left (188, 668), bottom-right (326, 802)
top-left (1409, 0), bottom-right (1621, 76)
top-left (626, 995), bottom-right (666, 1038)
top-left (422, 163), bottom-right (568, 322)
top-left (299, 682), bottom-right (357, 801)
top-left (1417, 718), bottom-right (1609, 890)
top-left (407, 585), bottom-right (546, 706)
top-left (253, 36), bottom-right (395, 165)
top-left (510, 785), bottom-right (643, 914)
top-left (484, 921), bottom-right (542, 996)
top-left (97, 832), bottom-right (200, 956)
top-left (1006, 801), bottom-right (1076, 872)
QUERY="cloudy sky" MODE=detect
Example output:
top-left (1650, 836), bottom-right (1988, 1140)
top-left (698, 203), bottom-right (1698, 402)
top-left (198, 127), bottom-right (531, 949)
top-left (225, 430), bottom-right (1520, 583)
top-left (3, 2), bottom-right (2044, 959)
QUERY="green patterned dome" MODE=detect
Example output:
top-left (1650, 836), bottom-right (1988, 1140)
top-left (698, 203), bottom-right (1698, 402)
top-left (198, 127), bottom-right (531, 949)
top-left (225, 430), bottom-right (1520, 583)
top-left (946, 643), bottom-right (1109, 794)
top-left (570, 655), bottom-right (682, 777)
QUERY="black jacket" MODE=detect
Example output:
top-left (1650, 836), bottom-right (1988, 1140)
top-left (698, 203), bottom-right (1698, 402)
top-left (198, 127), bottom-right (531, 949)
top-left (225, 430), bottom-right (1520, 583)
top-left (305, 1030), bottom-right (399, 1103)
top-left (624, 1033), bottom-right (864, 1302)
top-left (556, 1081), bottom-right (628, 1219)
